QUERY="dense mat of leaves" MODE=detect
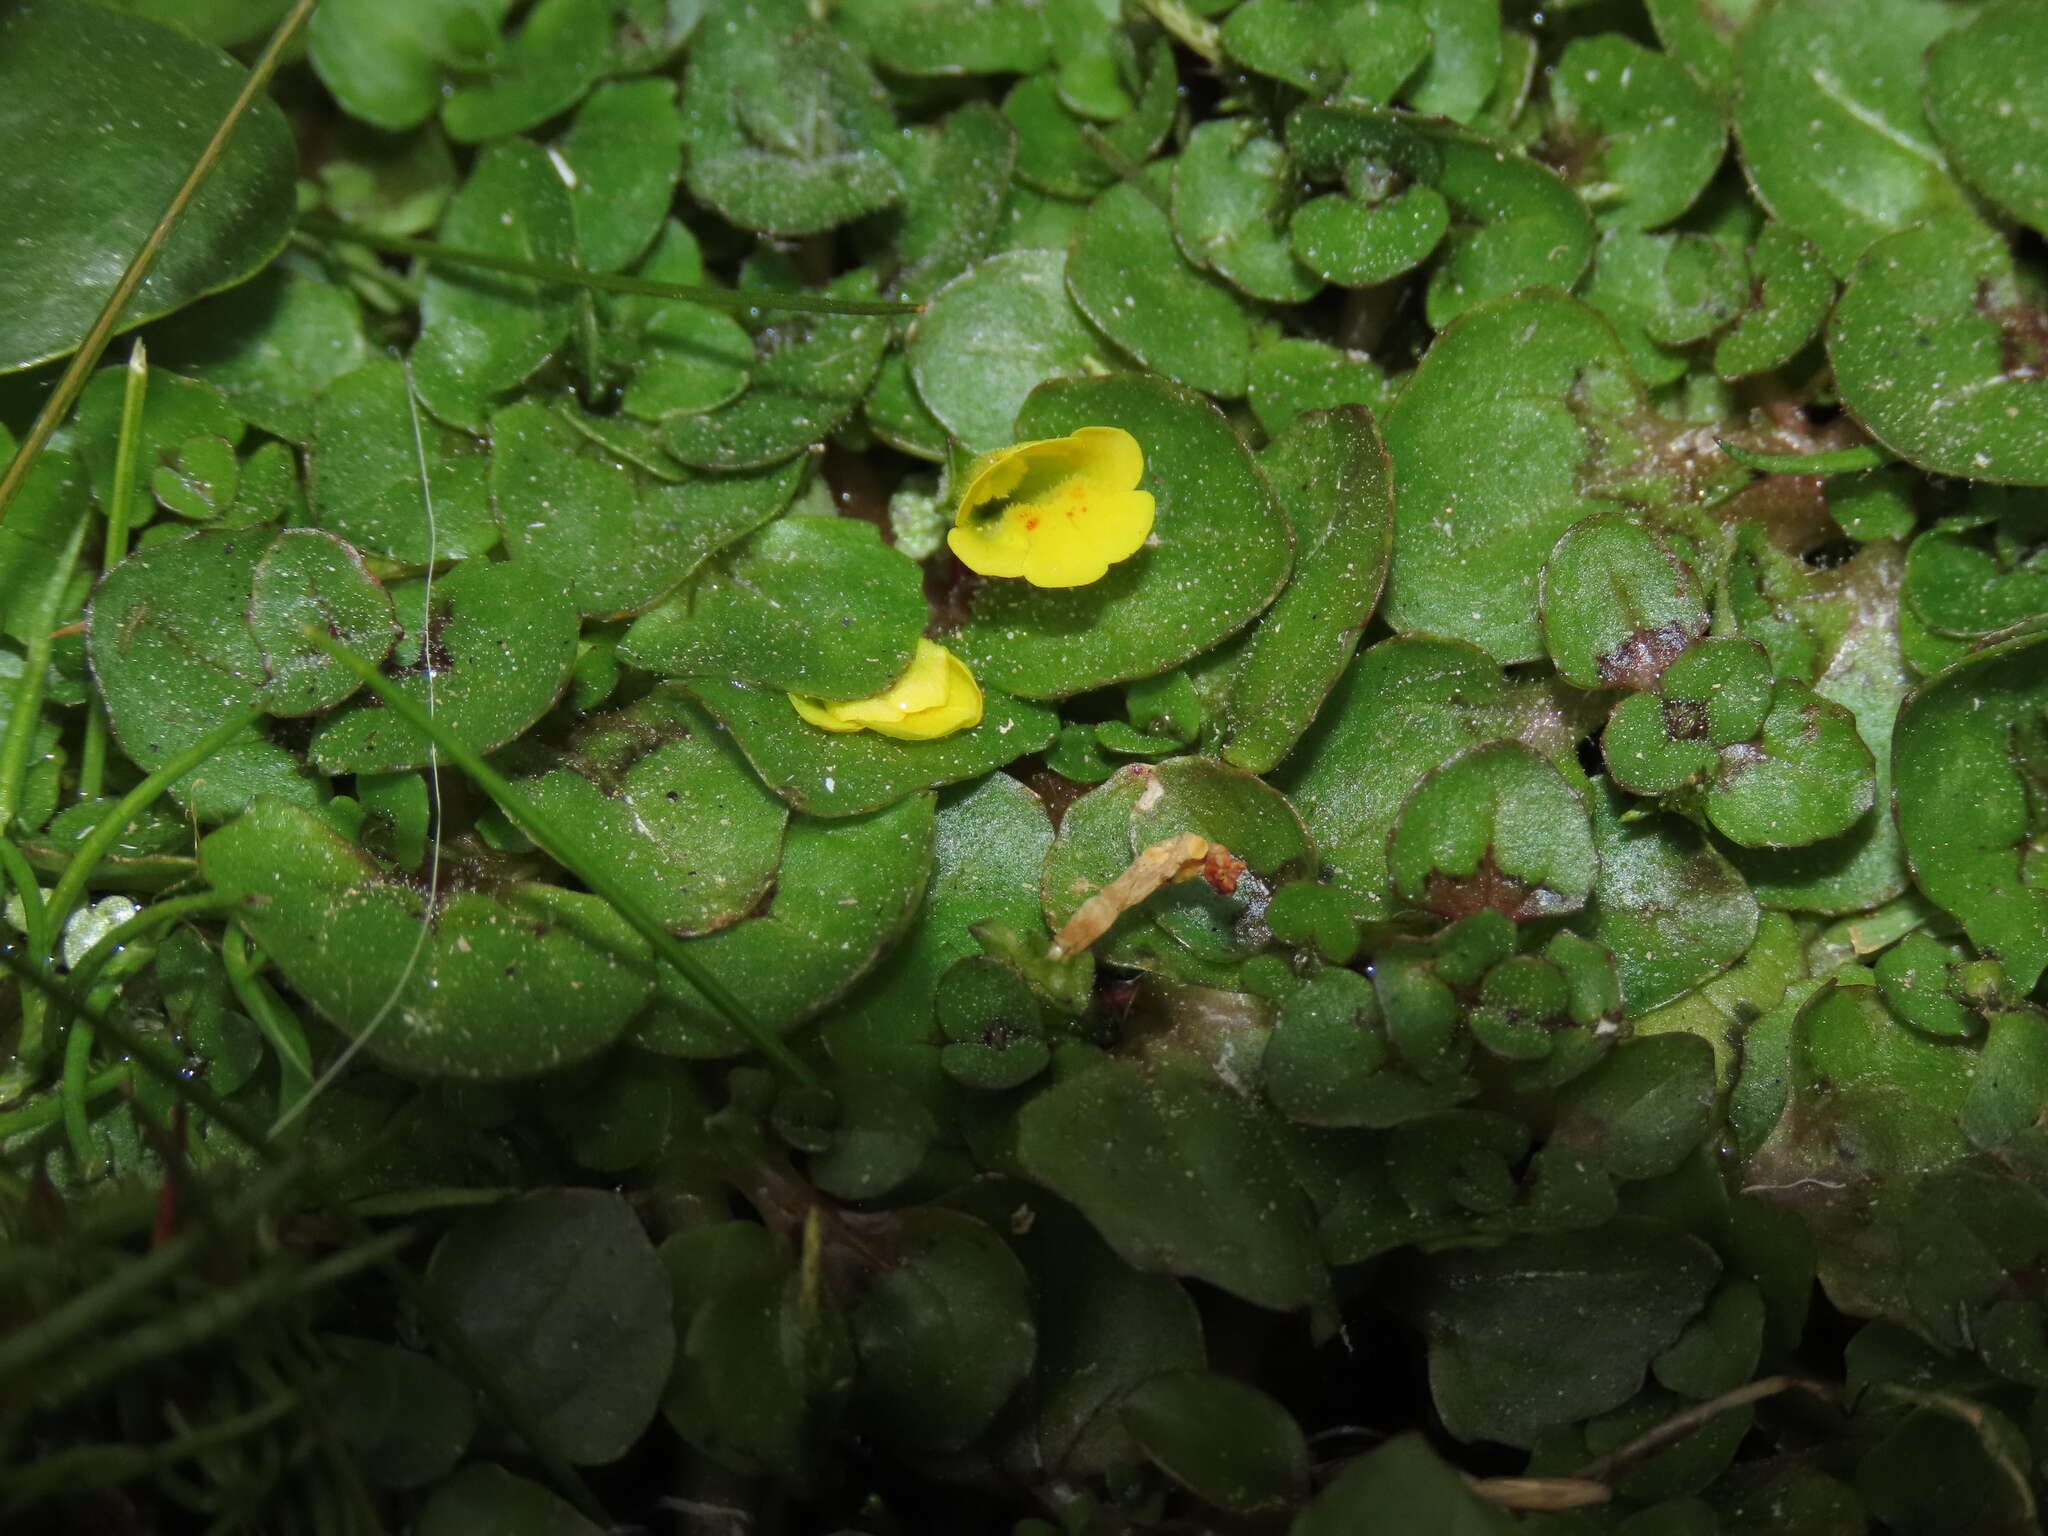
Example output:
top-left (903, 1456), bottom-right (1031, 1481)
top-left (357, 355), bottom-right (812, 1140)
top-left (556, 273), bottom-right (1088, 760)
top-left (2, 0), bottom-right (2047, 1530)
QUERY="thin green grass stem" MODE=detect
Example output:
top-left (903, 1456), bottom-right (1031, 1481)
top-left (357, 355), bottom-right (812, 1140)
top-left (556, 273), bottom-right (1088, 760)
top-left (0, 1391), bottom-right (298, 1517)
top-left (0, 1154), bottom-right (305, 1386)
top-left (42, 704), bottom-right (265, 948)
top-left (60, 1018), bottom-right (96, 1174)
top-left (33, 1229), bottom-right (412, 1411)
top-left (221, 929), bottom-right (313, 1130)
top-left (0, 516), bottom-right (88, 831)
top-left (301, 626), bottom-right (817, 1087)
top-left (0, 837), bottom-right (49, 966)
top-left (0, 947), bottom-right (276, 1157)
top-left (77, 342), bottom-right (151, 803)
top-left (0, 1062), bottom-right (128, 1143)
top-left (0, 0), bottom-right (320, 529)
top-left (52, 892), bottom-right (241, 1169)
top-left (297, 217), bottom-right (921, 318)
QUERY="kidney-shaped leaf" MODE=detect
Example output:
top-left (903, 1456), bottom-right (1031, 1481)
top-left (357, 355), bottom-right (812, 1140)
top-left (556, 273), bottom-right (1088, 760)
top-left (203, 800), bottom-right (651, 1079)
top-left (425, 1190), bottom-right (674, 1465)
top-left (949, 374), bottom-right (1293, 699)
top-left (1894, 628), bottom-right (2048, 990)
top-left (0, 0), bottom-right (296, 373)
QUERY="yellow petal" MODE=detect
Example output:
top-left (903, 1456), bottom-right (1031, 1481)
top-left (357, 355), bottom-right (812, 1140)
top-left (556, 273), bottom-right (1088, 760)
top-left (788, 691), bottom-right (862, 731)
top-left (1067, 425), bottom-right (1145, 491)
top-left (948, 518), bottom-right (1030, 578)
top-left (788, 642), bottom-right (983, 742)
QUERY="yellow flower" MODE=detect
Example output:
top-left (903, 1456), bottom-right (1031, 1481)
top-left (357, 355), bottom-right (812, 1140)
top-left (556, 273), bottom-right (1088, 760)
top-left (947, 426), bottom-right (1155, 588)
top-left (788, 639), bottom-right (984, 741)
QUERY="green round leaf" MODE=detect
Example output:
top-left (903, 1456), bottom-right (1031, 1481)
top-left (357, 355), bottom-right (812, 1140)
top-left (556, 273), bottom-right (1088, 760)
top-left (519, 690), bottom-right (787, 936)
top-left (634, 794), bottom-right (937, 1054)
top-left (310, 558), bottom-right (580, 775)
top-left (1733, 0), bottom-right (1968, 276)
top-left (689, 677), bottom-right (1056, 817)
top-left (1924, 0), bottom-right (2048, 236)
top-left (1714, 223), bottom-right (1834, 380)
top-left (411, 140), bottom-right (578, 432)
top-left (0, 0), bottom-right (297, 373)
top-left (1015, 1052), bottom-right (1329, 1311)
top-left (622, 513), bottom-right (923, 698)
top-left (948, 374), bottom-right (1294, 699)
top-left (678, 0), bottom-right (903, 235)
top-left (1246, 337), bottom-right (1388, 438)
top-left (851, 1209), bottom-right (1035, 1452)
top-left (1211, 406), bottom-right (1395, 773)
top-left (247, 529), bottom-right (398, 717)
top-left (1067, 180), bottom-right (1254, 397)
top-left (1831, 215), bottom-right (2048, 485)
top-left (310, 359), bottom-right (500, 564)
top-left (1576, 777), bottom-right (1759, 1015)
top-left (909, 248), bottom-right (1114, 455)
top-left (660, 271), bottom-right (890, 470)
top-left (440, 0), bottom-right (612, 145)
top-left (837, 0), bottom-right (1050, 76)
top-left (415, 1463), bottom-right (602, 1536)
top-left (425, 1189), bottom-right (674, 1464)
top-left (1289, 105), bottom-right (1595, 328)
top-left (1171, 120), bottom-right (1321, 305)
top-left (202, 799), bottom-right (651, 1079)
top-left (1290, 185), bottom-right (1450, 289)
top-left (1387, 742), bottom-right (1599, 921)
top-left (494, 400), bottom-right (800, 619)
top-left (308, 0), bottom-right (499, 134)
top-left (150, 267), bottom-right (370, 444)
top-left (1279, 636), bottom-right (1582, 915)
top-left (1383, 289), bottom-right (1644, 662)
top-left (1122, 1371), bottom-right (1308, 1513)
top-left (1393, 1219), bottom-right (1721, 1448)
top-left (87, 529), bottom-right (324, 823)
top-left (1002, 40), bottom-right (1176, 200)
top-left (1551, 35), bottom-right (1724, 231)
top-left (325, 1336), bottom-right (477, 1490)
top-left (1542, 515), bottom-right (1710, 691)
top-left (1703, 680), bottom-right (1876, 849)
top-left (555, 79), bottom-right (685, 274)
top-left (1894, 629), bottom-right (2048, 990)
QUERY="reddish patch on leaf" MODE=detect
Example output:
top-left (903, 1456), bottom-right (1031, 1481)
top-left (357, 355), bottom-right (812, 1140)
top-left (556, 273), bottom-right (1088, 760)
top-left (1419, 849), bottom-right (1549, 922)
top-left (1596, 619), bottom-right (1697, 691)
top-left (1662, 697), bottom-right (1711, 741)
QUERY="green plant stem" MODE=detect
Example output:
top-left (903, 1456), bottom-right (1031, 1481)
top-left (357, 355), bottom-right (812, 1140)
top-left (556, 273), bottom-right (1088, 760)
top-left (301, 626), bottom-right (816, 1086)
top-left (33, 1229), bottom-right (412, 1411)
top-left (50, 893), bottom-right (243, 1167)
top-left (297, 217), bottom-right (921, 317)
top-left (0, 1063), bottom-right (128, 1143)
top-left (42, 704), bottom-right (264, 950)
top-left (0, 0), bottom-right (320, 530)
top-left (61, 1017), bottom-right (97, 1175)
top-left (221, 929), bottom-right (313, 1127)
top-left (0, 836), bottom-right (49, 967)
top-left (77, 342), bottom-right (151, 804)
top-left (0, 516), bottom-right (88, 830)
top-left (0, 948), bottom-right (275, 1157)
top-left (0, 1391), bottom-right (299, 1516)
top-left (0, 1154), bottom-right (304, 1386)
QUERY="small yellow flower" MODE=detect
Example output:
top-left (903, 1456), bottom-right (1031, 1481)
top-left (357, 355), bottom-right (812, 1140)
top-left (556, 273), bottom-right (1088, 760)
top-left (788, 639), bottom-right (984, 741)
top-left (947, 426), bottom-right (1155, 588)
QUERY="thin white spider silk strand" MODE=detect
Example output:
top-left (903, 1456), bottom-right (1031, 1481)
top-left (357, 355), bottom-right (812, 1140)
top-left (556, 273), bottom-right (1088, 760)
top-left (272, 356), bottom-right (443, 1134)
